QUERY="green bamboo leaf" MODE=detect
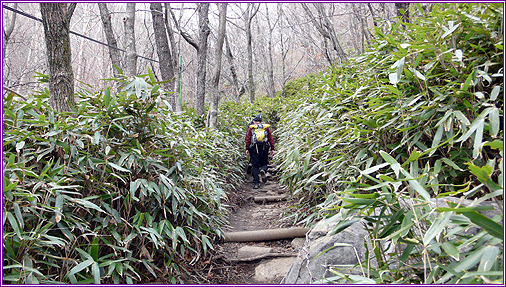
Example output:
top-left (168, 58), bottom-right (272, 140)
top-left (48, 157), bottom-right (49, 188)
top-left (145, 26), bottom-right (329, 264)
top-left (423, 211), bottom-right (452, 245)
top-left (478, 246), bottom-right (499, 272)
top-left (490, 85), bottom-right (500, 101)
top-left (90, 236), bottom-right (99, 262)
top-left (441, 241), bottom-right (460, 260)
top-left (462, 211), bottom-right (503, 239)
top-left (453, 246), bottom-right (486, 272)
top-left (13, 203), bottom-right (24, 229)
top-left (361, 163), bottom-right (389, 175)
top-left (67, 258), bottom-right (94, 278)
top-left (104, 88), bottom-right (111, 108)
top-left (403, 150), bottom-right (422, 167)
top-left (5, 212), bottom-right (22, 240)
top-left (389, 73), bottom-right (399, 85)
top-left (303, 153), bottom-right (311, 173)
top-left (462, 72), bottom-right (474, 92)
top-left (91, 262), bottom-right (100, 284)
top-left (453, 111), bottom-right (471, 126)
top-left (65, 196), bottom-right (106, 214)
top-left (441, 158), bottom-right (463, 171)
top-left (484, 140), bottom-right (502, 150)
top-left (15, 141), bottom-right (25, 153)
top-left (489, 108), bottom-right (499, 137)
top-left (380, 151), bottom-right (401, 177)
top-left (437, 206), bottom-right (494, 213)
top-left (430, 124), bottom-right (444, 156)
top-left (341, 198), bottom-right (376, 205)
top-left (400, 169), bottom-right (431, 201)
top-left (148, 67), bottom-right (156, 83)
top-left (330, 217), bottom-right (361, 235)
top-left (413, 68), bottom-right (426, 81)
top-left (461, 271), bottom-right (503, 278)
top-left (107, 162), bottom-right (131, 173)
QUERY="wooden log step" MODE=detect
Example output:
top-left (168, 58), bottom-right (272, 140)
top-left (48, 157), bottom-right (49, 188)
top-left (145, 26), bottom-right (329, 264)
top-left (223, 227), bottom-right (310, 242)
top-left (253, 195), bottom-right (287, 203)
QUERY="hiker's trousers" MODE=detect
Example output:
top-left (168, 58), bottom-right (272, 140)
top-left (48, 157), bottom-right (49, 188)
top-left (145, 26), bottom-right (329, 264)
top-left (249, 143), bottom-right (269, 183)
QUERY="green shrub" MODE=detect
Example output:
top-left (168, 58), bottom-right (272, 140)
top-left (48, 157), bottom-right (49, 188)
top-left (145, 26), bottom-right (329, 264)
top-left (274, 3), bottom-right (502, 284)
top-left (2, 71), bottom-right (244, 284)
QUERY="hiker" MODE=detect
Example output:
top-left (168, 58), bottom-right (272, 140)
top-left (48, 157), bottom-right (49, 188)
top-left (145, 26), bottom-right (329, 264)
top-left (245, 115), bottom-right (275, 189)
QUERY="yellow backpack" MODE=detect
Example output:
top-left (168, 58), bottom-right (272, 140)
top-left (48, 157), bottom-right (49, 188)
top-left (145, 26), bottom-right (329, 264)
top-left (250, 124), bottom-right (270, 144)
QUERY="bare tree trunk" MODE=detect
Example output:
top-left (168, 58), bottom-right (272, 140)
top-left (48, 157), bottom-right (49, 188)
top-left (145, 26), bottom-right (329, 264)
top-left (3, 3), bottom-right (17, 84)
top-left (165, 3), bottom-right (182, 113)
top-left (395, 3), bottom-right (410, 25)
top-left (279, 4), bottom-right (288, 98)
top-left (40, 3), bottom-right (75, 113)
top-left (3, 3), bottom-right (17, 63)
top-left (245, 3), bottom-right (260, 103)
top-left (224, 35), bottom-right (244, 103)
top-left (195, 3), bottom-right (210, 117)
top-left (301, 3), bottom-right (348, 64)
top-left (265, 4), bottom-right (276, 98)
top-left (170, 3), bottom-right (210, 115)
top-left (208, 3), bottom-right (227, 129)
top-left (123, 3), bottom-right (137, 77)
top-left (98, 3), bottom-right (122, 77)
top-left (150, 2), bottom-right (175, 110)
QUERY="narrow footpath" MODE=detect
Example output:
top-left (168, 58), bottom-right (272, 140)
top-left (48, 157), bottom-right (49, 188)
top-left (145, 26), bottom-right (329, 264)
top-left (192, 165), bottom-right (308, 284)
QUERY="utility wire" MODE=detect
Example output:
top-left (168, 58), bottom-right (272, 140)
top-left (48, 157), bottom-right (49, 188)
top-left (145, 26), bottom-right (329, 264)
top-left (2, 4), bottom-right (158, 63)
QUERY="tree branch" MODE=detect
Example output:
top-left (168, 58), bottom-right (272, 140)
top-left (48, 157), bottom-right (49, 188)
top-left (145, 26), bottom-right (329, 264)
top-left (67, 3), bottom-right (76, 23)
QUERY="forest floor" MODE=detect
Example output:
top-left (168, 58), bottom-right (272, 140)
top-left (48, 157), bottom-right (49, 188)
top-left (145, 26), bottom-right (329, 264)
top-left (181, 165), bottom-right (305, 284)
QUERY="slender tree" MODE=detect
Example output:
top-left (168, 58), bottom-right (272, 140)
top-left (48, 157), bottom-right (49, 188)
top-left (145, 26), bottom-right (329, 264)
top-left (244, 3), bottom-right (260, 103)
top-left (123, 3), bottom-right (137, 77)
top-left (150, 2), bottom-right (175, 109)
top-left (264, 4), bottom-right (279, 98)
top-left (98, 3), bottom-right (122, 77)
top-left (175, 3), bottom-right (210, 116)
top-left (301, 3), bottom-right (348, 65)
top-left (208, 3), bottom-right (228, 128)
top-left (224, 35), bottom-right (244, 103)
top-left (165, 3), bottom-right (182, 113)
top-left (40, 3), bottom-right (76, 112)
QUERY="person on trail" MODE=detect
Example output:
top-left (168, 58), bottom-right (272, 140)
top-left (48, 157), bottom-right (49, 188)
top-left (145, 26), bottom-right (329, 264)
top-left (245, 114), bottom-right (275, 189)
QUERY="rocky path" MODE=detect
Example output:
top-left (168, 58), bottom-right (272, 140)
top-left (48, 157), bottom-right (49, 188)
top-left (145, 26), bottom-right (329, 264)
top-left (206, 167), bottom-right (307, 284)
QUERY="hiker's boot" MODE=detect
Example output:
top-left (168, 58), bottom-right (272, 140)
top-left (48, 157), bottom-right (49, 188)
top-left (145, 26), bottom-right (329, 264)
top-left (260, 170), bottom-right (267, 183)
top-left (253, 183), bottom-right (259, 189)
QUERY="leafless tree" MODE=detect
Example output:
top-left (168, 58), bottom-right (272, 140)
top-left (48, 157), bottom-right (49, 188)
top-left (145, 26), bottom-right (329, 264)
top-left (224, 35), bottom-right (244, 103)
top-left (208, 3), bottom-right (227, 128)
top-left (173, 3), bottom-right (210, 116)
top-left (150, 3), bottom-right (176, 110)
top-left (244, 3), bottom-right (260, 103)
top-left (40, 3), bottom-right (76, 112)
top-left (98, 3), bottom-right (122, 77)
top-left (165, 3), bottom-right (182, 113)
top-left (264, 4), bottom-right (279, 98)
top-left (123, 3), bottom-right (137, 76)
top-left (301, 3), bottom-right (347, 65)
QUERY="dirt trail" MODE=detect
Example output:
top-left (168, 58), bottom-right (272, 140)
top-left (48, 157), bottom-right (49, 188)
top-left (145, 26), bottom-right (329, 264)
top-left (189, 166), bottom-right (305, 284)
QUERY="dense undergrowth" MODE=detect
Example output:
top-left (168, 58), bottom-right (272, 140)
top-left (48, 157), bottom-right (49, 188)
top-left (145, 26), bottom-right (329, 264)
top-left (2, 2), bottom-right (503, 285)
top-left (224, 3), bottom-right (503, 284)
top-left (2, 73), bottom-right (247, 284)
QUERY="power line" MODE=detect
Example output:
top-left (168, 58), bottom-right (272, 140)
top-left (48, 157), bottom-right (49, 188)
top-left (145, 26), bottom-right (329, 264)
top-left (2, 4), bottom-right (158, 63)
